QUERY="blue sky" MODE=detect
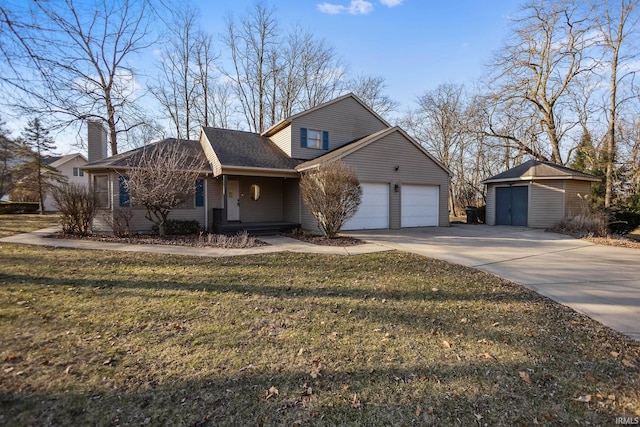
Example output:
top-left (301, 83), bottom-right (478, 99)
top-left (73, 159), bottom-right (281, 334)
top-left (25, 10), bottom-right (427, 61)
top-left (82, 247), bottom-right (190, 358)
top-left (16, 0), bottom-right (522, 154)
top-left (197, 0), bottom-right (521, 109)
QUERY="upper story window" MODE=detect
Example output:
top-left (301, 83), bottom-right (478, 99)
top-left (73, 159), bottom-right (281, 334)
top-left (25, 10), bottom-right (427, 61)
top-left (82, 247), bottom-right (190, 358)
top-left (300, 128), bottom-right (329, 150)
top-left (73, 167), bottom-right (84, 177)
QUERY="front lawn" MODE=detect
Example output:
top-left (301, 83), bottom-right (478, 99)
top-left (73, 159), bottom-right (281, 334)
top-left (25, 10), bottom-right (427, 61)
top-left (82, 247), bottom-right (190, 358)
top-left (0, 214), bottom-right (59, 238)
top-left (0, 244), bottom-right (638, 426)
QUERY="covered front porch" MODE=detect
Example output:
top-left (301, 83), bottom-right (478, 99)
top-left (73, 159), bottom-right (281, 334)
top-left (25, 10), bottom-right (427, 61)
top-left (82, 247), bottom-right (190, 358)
top-left (210, 173), bottom-right (301, 235)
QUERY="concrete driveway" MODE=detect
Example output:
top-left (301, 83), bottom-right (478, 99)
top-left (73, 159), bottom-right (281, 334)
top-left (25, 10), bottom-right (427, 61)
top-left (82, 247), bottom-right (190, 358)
top-left (349, 225), bottom-right (640, 341)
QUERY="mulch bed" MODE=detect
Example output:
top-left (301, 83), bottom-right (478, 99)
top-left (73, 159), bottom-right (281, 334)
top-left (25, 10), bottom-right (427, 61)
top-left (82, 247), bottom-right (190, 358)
top-left (46, 232), bottom-right (268, 248)
top-left (284, 231), bottom-right (363, 246)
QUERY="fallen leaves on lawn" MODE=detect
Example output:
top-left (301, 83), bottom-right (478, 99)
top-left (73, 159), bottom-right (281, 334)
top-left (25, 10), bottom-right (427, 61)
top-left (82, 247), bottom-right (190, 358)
top-left (265, 386), bottom-right (279, 400)
top-left (621, 359), bottom-right (637, 368)
top-left (574, 395), bottom-right (592, 403)
top-left (442, 340), bottom-right (452, 349)
top-left (519, 371), bottom-right (532, 384)
top-left (351, 393), bottom-right (361, 409)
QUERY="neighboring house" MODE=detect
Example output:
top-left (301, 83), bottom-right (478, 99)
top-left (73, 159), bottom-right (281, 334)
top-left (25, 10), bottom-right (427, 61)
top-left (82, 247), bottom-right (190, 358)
top-left (83, 93), bottom-right (451, 234)
top-left (42, 153), bottom-right (89, 211)
top-left (482, 159), bottom-right (600, 228)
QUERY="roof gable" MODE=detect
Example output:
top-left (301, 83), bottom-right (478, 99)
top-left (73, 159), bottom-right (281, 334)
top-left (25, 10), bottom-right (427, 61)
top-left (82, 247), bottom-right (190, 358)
top-left (296, 126), bottom-right (451, 176)
top-left (262, 93), bottom-right (390, 137)
top-left (482, 159), bottom-right (600, 184)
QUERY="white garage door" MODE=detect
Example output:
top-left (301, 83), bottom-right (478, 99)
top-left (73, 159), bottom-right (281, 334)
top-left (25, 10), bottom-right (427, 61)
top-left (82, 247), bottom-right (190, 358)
top-left (401, 185), bottom-right (439, 227)
top-left (343, 183), bottom-right (389, 230)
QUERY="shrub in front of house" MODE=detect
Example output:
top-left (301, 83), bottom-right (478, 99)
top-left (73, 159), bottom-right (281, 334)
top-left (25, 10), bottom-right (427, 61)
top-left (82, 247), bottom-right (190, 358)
top-left (0, 202), bottom-right (40, 214)
top-left (52, 183), bottom-right (99, 236)
top-left (152, 219), bottom-right (201, 235)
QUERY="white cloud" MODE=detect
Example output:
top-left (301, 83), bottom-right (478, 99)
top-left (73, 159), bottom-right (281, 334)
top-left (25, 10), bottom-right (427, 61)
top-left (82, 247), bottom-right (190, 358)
top-left (317, 0), bottom-right (374, 15)
top-left (380, 0), bottom-right (403, 7)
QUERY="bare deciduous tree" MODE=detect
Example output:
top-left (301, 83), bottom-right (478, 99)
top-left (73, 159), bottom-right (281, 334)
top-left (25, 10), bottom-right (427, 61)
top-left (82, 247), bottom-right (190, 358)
top-left (488, 0), bottom-right (595, 164)
top-left (124, 141), bottom-right (206, 236)
top-left (596, 0), bottom-right (638, 207)
top-left (151, 5), bottom-right (220, 140)
top-left (0, 0), bottom-right (156, 155)
top-left (300, 161), bottom-right (362, 238)
top-left (347, 74), bottom-right (398, 117)
top-left (223, 2), bottom-right (279, 133)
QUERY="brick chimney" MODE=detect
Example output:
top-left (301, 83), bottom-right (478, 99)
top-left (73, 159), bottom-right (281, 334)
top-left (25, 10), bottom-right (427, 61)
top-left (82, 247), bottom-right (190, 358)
top-left (87, 120), bottom-right (108, 162)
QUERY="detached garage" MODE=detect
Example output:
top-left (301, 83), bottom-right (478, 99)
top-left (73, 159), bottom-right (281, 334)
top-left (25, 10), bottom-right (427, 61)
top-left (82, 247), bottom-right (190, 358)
top-left (482, 160), bottom-right (600, 228)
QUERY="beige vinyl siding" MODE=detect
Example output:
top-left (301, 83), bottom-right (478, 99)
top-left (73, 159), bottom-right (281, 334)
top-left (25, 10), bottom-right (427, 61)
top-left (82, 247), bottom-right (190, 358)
top-left (291, 96), bottom-right (388, 160)
top-left (269, 126), bottom-right (292, 157)
top-left (301, 201), bottom-right (320, 233)
top-left (564, 180), bottom-right (593, 216)
top-left (529, 180), bottom-right (564, 228)
top-left (283, 178), bottom-right (300, 223)
top-left (485, 185), bottom-right (496, 225)
top-left (44, 156), bottom-right (89, 211)
top-left (341, 131), bottom-right (450, 227)
top-left (234, 176), bottom-right (284, 222)
top-left (208, 177), bottom-right (223, 209)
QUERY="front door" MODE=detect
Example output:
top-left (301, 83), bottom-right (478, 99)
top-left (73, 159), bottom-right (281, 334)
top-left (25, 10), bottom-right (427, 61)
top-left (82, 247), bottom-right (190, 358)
top-left (227, 180), bottom-right (240, 221)
top-left (495, 186), bottom-right (528, 226)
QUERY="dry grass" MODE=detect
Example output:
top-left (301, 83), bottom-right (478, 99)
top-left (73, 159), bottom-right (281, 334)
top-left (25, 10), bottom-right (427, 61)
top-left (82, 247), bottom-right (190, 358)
top-left (554, 212), bottom-right (609, 238)
top-left (200, 230), bottom-right (259, 248)
top-left (0, 243), bottom-right (638, 426)
top-left (0, 214), bottom-right (59, 238)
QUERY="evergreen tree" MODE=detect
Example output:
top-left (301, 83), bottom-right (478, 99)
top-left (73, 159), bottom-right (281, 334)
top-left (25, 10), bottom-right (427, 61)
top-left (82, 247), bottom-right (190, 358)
top-left (16, 118), bottom-right (62, 213)
top-left (570, 131), bottom-right (595, 173)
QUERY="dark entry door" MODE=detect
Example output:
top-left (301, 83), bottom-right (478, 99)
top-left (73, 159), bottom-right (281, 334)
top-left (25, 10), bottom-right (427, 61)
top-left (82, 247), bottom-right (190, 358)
top-left (495, 186), bottom-right (528, 226)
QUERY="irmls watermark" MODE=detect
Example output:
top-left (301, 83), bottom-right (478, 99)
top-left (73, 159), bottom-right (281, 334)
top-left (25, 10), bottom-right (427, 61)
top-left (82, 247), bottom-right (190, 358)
top-left (616, 417), bottom-right (640, 425)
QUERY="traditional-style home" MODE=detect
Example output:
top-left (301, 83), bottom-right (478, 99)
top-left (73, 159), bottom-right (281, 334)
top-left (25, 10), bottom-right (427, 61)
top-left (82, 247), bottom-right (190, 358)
top-left (42, 153), bottom-right (89, 211)
top-left (83, 93), bottom-right (451, 234)
top-left (482, 159), bottom-right (600, 228)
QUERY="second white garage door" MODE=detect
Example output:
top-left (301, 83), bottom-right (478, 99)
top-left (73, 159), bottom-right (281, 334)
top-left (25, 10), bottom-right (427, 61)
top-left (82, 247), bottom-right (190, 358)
top-left (343, 183), bottom-right (389, 230)
top-left (401, 185), bottom-right (439, 227)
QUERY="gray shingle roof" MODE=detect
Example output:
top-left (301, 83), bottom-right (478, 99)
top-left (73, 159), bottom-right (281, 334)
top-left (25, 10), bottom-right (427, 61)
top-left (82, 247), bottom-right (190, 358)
top-left (202, 127), bottom-right (301, 170)
top-left (482, 159), bottom-right (600, 184)
top-left (83, 139), bottom-right (208, 170)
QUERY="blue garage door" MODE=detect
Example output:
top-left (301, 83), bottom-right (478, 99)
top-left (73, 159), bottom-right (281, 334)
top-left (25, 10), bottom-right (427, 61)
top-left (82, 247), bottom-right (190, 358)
top-left (495, 186), bottom-right (528, 226)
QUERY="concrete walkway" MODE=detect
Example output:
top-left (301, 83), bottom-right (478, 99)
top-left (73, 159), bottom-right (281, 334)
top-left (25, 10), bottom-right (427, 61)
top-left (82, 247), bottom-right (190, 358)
top-left (349, 225), bottom-right (640, 341)
top-left (0, 227), bottom-right (389, 257)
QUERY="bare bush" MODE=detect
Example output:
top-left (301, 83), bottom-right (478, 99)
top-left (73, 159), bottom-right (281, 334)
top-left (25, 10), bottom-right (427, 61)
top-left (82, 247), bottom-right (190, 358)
top-left (555, 212), bottom-right (609, 238)
top-left (300, 161), bottom-right (362, 238)
top-left (52, 183), bottom-right (98, 236)
top-left (124, 141), bottom-right (206, 236)
top-left (103, 207), bottom-right (134, 237)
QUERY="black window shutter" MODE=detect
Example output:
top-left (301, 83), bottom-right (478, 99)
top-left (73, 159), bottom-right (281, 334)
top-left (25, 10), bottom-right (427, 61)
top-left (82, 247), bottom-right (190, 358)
top-left (119, 175), bottom-right (130, 207)
top-left (322, 131), bottom-right (329, 150)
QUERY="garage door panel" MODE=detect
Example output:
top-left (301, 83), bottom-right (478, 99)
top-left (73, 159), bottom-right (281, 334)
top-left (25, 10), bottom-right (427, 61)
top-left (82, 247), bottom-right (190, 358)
top-left (401, 185), bottom-right (438, 227)
top-left (343, 183), bottom-right (389, 230)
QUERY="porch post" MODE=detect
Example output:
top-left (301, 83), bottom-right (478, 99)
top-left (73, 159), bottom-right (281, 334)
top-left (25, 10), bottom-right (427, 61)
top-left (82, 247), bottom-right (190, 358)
top-left (222, 174), bottom-right (228, 225)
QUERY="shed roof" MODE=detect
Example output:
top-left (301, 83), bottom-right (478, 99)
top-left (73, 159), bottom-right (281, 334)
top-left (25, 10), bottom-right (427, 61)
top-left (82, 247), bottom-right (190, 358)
top-left (481, 159), bottom-right (600, 184)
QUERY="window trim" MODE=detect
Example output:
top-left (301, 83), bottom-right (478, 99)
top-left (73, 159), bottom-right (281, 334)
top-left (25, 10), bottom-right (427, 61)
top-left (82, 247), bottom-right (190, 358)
top-left (93, 174), bottom-right (110, 209)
